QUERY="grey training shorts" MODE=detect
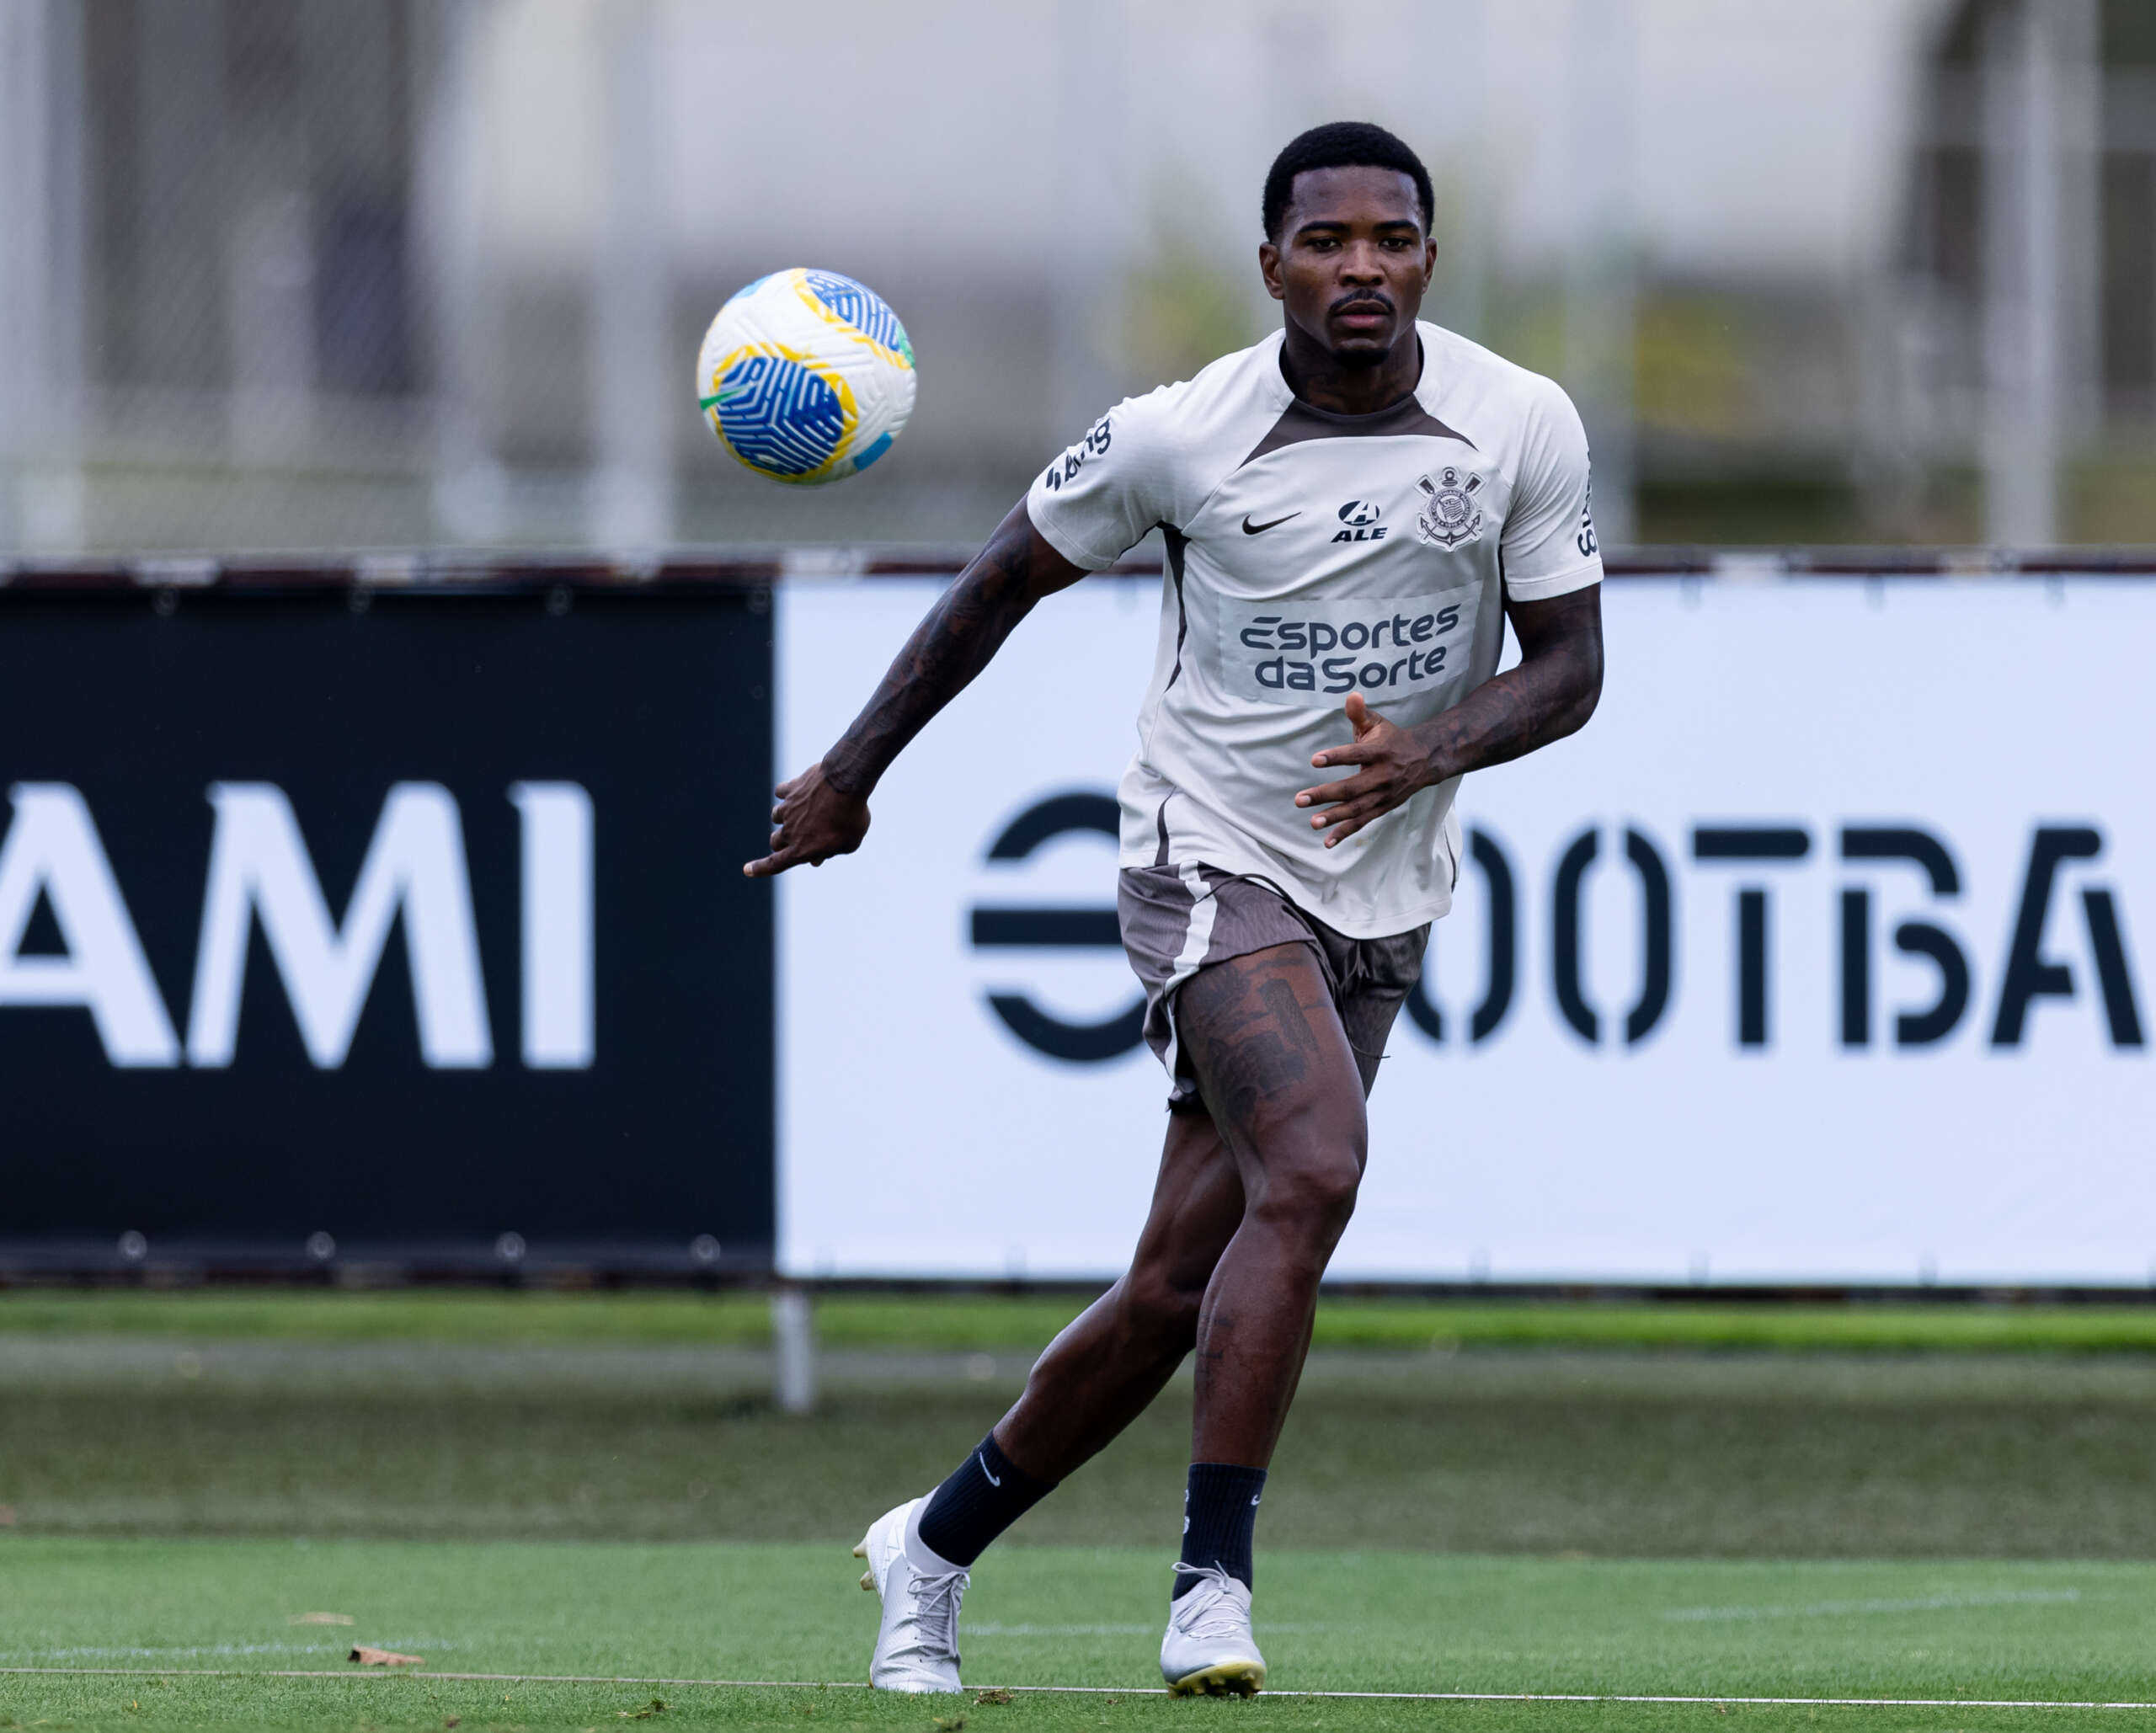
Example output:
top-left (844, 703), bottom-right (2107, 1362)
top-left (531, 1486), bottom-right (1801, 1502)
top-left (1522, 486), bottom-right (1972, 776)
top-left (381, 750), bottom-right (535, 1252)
top-left (1117, 863), bottom-right (1430, 1115)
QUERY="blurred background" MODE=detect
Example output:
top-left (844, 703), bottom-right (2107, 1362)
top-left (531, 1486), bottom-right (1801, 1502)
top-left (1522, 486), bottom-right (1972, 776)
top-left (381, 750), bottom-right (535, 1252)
top-left (3, 0), bottom-right (2154, 556)
top-left (3, 6), bottom-right (2156, 1715)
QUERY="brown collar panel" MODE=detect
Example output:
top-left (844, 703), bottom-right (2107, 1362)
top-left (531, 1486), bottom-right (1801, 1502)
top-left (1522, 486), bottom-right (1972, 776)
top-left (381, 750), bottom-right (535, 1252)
top-left (1238, 395), bottom-right (1477, 470)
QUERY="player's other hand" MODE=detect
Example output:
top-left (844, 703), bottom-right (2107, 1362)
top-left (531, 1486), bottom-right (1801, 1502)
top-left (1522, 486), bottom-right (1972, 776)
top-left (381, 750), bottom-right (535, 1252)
top-left (743, 763), bottom-right (871, 877)
top-left (1294, 692), bottom-right (1429, 849)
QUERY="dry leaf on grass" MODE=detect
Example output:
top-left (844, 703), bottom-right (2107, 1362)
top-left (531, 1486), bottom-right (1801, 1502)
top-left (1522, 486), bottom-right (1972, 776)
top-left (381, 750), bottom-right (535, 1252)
top-left (616, 1700), bottom-right (665, 1720)
top-left (974, 1689), bottom-right (1013, 1705)
top-left (290, 1613), bottom-right (355, 1626)
top-left (349, 1646), bottom-right (423, 1667)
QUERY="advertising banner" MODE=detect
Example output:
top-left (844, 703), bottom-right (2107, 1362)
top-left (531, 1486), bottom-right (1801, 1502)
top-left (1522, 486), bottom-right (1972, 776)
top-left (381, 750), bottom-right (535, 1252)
top-left (779, 573), bottom-right (2154, 1283)
top-left (0, 585), bottom-right (775, 1272)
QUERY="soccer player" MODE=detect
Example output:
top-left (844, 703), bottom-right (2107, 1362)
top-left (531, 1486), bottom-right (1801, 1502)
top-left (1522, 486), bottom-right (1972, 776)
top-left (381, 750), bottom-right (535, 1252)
top-left (744, 120), bottom-right (1605, 1695)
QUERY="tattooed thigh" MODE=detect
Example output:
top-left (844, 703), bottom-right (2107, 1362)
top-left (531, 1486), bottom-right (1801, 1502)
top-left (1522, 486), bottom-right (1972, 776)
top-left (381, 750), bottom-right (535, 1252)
top-left (1177, 942), bottom-right (1364, 1146)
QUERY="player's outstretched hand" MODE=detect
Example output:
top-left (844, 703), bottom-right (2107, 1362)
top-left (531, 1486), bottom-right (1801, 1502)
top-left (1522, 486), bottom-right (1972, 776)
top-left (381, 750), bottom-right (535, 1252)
top-left (743, 763), bottom-right (871, 877)
top-left (1294, 692), bottom-right (1430, 849)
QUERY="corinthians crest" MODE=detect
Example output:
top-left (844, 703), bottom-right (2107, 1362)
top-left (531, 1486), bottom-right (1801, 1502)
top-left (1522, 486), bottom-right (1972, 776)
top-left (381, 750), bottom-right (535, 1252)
top-left (1414, 467), bottom-right (1485, 550)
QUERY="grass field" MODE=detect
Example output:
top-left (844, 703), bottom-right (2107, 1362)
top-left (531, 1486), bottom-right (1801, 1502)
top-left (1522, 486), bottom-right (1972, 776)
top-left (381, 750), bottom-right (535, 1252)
top-left (3, 1291), bottom-right (2154, 1730)
top-left (8, 1288), bottom-right (2156, 1355)
top-left (8, 1540), bottom-right (2156, 1730)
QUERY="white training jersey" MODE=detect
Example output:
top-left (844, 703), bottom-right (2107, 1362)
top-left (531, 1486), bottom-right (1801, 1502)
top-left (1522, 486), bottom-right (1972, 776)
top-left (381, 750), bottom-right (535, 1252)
top-left (1025, 322), bottom-right (1603, 940)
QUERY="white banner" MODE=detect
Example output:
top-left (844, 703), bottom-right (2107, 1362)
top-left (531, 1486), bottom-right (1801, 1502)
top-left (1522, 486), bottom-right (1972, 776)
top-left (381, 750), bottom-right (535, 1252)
top-left (778, 574), bottom-right (2154, 1284)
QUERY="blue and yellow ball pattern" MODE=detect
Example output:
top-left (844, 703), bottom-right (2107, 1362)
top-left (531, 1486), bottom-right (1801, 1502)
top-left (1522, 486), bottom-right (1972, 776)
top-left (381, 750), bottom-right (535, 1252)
top-left (696, 269), bottom-right (916, 485)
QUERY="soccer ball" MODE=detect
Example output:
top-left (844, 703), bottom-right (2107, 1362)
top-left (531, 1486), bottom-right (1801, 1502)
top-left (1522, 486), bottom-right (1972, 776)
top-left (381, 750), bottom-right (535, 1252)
top-left (696, 269), bottom-right (916, 484)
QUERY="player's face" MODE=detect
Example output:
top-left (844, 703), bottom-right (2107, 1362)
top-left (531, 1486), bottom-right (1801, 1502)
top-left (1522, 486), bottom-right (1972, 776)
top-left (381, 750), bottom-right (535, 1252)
top-left (1260, 168), bottom-right (1436, 368)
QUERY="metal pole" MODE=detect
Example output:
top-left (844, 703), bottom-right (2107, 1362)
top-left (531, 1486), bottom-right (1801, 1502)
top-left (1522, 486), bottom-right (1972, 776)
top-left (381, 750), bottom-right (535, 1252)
top-left (2052, 0), bottom-right (2101, 445)
top-left (771, 1285), bottom-right (817, 1416)
top-left (1564, 0), bottom-right (1637, 548)
top-left (1422, 0), bottom-right (1489, 345)
top-left (418, 0), bottom-right (508, 541)
top-left (1983, 0), bottom-right (2064, 548)
top-left (1049, 0), bottom-right (1127, 445)
top-left (590, 0), bottom-right (673, 550)
top-left (0, 0), bottom-right (87, 552)
top-left (0, 0), bottom-right (41, 549)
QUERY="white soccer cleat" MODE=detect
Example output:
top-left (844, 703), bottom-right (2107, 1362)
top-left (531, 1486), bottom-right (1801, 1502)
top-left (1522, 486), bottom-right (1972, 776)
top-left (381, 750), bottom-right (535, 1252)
top-left (852, 1496), bottom-right (967, 1693)
top-left (1160, 1562), bottom-right (1267, 1696)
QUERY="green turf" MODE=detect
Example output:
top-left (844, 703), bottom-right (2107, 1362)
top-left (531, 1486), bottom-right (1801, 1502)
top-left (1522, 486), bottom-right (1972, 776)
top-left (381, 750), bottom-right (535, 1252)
top-left (8, 1293), bottom-right (2155, 1730)
top-left (5, 1342), bottom-right (2156, 1558)
top-left (4, 1539), bottom-right (2155, 1731)
top-left (5, 1288), bottom-right (2156, 1355)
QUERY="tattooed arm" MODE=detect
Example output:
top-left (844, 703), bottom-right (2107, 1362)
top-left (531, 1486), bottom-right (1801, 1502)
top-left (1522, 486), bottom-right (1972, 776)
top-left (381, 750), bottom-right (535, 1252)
top-left (1293, 583), bottom-right (1604, 849)
top-left (744, 500), bottom-right (1088, 877)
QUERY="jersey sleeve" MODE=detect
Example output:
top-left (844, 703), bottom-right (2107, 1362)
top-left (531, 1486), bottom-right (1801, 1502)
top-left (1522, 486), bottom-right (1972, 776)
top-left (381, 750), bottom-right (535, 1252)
top-left (1025, 389), bottom-right (1180, 572)
top-left (1499, 378), bottom-right (1604, 603)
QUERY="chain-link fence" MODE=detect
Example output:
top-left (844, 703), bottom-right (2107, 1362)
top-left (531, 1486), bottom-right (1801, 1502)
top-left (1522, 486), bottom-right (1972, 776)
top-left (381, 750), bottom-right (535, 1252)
top-left (3, 1), bottom-right (435, 549)
top-left (2, 0), bottom-right (2153, 554)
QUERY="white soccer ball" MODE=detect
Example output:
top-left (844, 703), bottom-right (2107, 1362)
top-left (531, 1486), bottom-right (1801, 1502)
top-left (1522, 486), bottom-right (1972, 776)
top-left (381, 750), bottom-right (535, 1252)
top-left (695, 269), bottom-right (916, 485)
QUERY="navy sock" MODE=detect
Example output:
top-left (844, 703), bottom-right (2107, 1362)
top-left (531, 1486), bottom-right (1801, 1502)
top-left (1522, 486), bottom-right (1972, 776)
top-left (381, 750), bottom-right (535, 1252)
top-left (915, 1432), bottom-right (1056, 1567)
top-left (1175, 1462), bottom-right (1267, 1596)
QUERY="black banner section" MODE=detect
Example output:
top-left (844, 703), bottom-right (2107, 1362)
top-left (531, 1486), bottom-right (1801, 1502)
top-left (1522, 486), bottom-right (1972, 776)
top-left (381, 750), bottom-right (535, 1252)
top-left (0, 583), bottom-right (774, 1276)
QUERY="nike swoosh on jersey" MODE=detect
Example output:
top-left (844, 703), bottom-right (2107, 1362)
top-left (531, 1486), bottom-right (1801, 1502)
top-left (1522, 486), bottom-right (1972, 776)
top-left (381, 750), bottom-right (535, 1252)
top-left (1241, 512), bottom-right (1300, 535)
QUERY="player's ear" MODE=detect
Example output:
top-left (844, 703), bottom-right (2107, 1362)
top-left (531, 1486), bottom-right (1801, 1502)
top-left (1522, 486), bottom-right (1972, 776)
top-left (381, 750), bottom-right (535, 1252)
top-left (1258, 240), bottom-right (1285, 301)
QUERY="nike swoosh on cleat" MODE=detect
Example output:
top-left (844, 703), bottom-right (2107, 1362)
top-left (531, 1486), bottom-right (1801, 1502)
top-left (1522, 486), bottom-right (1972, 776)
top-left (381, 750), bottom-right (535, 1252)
top-left (1241, 512), bottom-right (1299, 534)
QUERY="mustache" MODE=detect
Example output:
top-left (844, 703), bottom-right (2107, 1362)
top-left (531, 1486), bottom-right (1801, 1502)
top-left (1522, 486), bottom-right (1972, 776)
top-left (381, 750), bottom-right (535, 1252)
top-left (1329, 291), bottom-right (1396, 317)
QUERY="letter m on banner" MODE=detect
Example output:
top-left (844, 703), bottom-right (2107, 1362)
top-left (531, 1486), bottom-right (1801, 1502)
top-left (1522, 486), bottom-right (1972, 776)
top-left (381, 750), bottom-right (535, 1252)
top-left (187, 783), bottom-right (493, 1069)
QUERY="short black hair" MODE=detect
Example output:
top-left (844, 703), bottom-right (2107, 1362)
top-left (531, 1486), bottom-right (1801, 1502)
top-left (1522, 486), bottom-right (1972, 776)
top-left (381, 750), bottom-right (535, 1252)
top-left (1262, 121), bottom-right (1433, 242)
